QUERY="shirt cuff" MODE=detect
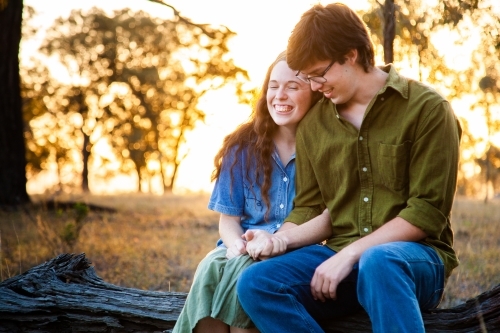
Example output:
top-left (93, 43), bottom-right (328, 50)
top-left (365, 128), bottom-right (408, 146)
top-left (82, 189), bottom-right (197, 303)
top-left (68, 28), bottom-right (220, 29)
top-left (285, 206), bottom-right (323, 225)
top-left (397, 197), bottom-right (447, 238)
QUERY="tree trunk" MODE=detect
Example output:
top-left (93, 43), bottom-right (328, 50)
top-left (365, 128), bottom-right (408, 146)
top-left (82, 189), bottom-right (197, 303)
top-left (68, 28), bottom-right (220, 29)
top-left (81, 131), bottom-right (90, 192)
top-left (1, 253), bottom-right (499, 332)
top-left (0, 0), bottom-right (30, 207)
top-left (382, 0), bottom-right (396, 64)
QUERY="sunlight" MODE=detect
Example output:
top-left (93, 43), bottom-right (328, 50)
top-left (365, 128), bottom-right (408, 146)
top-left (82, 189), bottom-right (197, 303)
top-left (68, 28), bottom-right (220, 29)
top-left (22, 0), bottom-right (499, 195)
top-left (430, 17), bottom-right (482, 71)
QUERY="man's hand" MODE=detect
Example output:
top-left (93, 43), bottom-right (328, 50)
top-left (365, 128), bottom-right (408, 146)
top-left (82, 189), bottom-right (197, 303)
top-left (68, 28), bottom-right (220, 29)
top-left (310, 251), bottom-right (357, 302)
top-left (244, 230), bottom-right (287, 260)
top-left (225, 238), bottom-right (247, 259)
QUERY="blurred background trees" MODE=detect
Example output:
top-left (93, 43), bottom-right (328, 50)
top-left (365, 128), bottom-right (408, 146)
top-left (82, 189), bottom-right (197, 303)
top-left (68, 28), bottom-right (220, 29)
top-left (1, 0), bottom-right (500, 203)
top-left (22, 5), bottom-right (249, 194)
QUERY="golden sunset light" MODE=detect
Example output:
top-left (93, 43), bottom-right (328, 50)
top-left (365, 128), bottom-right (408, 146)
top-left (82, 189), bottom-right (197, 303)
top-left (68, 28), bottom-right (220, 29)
top-left (3, 1), bottom-right (500, 327)
top-left (22, 0), bottom-right (500, 195)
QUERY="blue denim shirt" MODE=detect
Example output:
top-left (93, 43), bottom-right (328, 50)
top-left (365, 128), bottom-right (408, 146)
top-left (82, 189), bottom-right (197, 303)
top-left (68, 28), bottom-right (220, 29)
top-left (208, 145), bottom-right (296, 247)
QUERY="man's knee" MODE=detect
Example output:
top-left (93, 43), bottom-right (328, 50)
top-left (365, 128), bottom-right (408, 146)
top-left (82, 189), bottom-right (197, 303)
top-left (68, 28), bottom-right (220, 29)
top-left (359, 243), bottom-right (407, 278)
top-left (236, 264), bottom-right (257, 303)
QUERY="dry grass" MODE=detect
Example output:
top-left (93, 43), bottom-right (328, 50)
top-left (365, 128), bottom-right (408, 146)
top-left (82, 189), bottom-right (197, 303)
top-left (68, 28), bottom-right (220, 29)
top-left (441, 196), bottom-right (500, 307)
top-left (0, 193), bottom-right (498, 309)
top-left (0, 192), bottom-right (220, 292)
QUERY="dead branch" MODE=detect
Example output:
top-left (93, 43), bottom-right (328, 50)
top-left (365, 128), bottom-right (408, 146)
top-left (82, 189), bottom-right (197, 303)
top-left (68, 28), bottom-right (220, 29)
top-left (0, 253), bottom-right (499, 332)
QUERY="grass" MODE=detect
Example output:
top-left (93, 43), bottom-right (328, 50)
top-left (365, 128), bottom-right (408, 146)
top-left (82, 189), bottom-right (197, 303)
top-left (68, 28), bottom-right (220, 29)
top-left (0, 193), bottom-right (499, 308)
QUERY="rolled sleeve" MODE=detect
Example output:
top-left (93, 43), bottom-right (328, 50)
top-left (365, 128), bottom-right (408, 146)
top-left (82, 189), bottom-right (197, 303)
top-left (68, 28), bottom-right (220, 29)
top-left (398, 197), bottom-right (448, 237)
top-left (286, 206), bottom-right (323, 225)
top-left (208, 149), bottom-right (245, 217)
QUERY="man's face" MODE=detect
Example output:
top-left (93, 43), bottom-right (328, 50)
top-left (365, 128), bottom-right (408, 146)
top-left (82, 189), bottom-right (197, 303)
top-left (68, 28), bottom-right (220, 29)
top-left (298, 52), bottom-right (359, 105)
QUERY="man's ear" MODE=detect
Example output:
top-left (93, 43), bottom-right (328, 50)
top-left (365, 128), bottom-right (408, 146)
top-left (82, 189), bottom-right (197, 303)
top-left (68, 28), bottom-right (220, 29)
top-left (344, 49), bottom-right (358, 64)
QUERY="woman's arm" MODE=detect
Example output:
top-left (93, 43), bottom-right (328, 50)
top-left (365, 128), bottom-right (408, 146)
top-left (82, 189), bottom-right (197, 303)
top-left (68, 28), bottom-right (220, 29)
top-left (219, 213), bottom-right (247, 259)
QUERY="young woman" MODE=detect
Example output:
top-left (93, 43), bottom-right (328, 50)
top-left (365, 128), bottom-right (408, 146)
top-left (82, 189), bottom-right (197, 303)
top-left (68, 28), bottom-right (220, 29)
top-left (172, 51), bottom-right (330, 333)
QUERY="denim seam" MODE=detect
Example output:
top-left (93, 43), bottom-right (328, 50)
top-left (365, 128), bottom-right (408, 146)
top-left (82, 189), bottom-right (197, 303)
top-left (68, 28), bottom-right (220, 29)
top-left (278, 283), bottom-right (320, 333)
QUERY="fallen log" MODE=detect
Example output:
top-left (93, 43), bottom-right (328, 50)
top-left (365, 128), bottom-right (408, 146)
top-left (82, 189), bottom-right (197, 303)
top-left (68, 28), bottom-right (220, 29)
top-left (0, 253), bottom-right (498, 333)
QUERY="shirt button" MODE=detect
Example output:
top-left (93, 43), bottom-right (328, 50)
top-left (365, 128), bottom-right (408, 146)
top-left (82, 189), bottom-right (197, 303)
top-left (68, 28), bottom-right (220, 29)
top-left (276, 224), bottom-right (281, 228)
top-left (363, 227), bottom-right (369, 232)
top-left (359, 136), bottom-right (363, 141)
top-left (362, 167), bottom-right (367, 172)
top-left (279, 203), bottom-right (284, 209)
top-left (283, 177), bottom-right (288, 182)
top-left (363, 197), bottom-right (369, 202)
top-left (381, 97), bottom-right (385, 101)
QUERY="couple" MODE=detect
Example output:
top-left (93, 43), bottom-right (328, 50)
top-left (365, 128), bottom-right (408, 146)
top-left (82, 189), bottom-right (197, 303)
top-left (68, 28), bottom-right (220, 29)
top-left (174, 3), bottom-right (462, 333)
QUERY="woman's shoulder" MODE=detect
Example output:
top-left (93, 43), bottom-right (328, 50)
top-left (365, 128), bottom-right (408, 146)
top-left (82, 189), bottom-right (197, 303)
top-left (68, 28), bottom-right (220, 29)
top-left (219, 143), bottom-right (254, 170)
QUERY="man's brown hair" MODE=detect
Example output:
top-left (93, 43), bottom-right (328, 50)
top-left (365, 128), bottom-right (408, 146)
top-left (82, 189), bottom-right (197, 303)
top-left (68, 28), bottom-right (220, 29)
top-left (287, 3), bottom-right (375, 73)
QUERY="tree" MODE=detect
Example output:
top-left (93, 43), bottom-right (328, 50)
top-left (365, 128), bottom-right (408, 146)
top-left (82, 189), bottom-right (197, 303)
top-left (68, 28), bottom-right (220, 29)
top-left (0, 0), bottom-right (30, 206)
top-left (33, 7), bottom-right (248, 193)
top-left (453, 3), bottom-right (500, 199)
top-left (375, 0), bottom-right (396, 64)
top-left (365, 0), bottom-right (481, 78)
top-left (473, 74), bottom-right (500, 202)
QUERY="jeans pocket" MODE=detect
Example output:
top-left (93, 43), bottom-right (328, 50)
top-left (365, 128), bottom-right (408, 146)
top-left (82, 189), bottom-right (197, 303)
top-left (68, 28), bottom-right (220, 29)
top-left (421, 287), bottom-right (444, 310)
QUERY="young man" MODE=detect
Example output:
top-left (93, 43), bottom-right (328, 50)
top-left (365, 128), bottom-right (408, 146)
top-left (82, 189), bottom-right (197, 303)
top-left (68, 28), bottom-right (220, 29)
top-left (237, 3), bottom-right (461, 333)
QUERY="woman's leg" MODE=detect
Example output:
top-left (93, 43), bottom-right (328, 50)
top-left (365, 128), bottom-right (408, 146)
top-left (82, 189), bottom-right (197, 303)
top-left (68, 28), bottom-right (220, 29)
top-left (172, 247), bottom-right (228, 333)
top-left (357, 242), bottom-right (445, 333)
top-left (194, 317), bottom-right (229, 333)
top-left (230, 327), bottom-right (259, 333)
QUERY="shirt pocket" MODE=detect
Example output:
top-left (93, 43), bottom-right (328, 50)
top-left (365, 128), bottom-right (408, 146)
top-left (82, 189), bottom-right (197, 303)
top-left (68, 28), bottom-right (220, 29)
top-left (377, 141), bottom-right (411, 191)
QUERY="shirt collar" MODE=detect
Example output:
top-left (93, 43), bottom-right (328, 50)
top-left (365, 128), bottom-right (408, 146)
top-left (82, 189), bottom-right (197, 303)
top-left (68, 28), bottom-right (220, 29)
top-left (378, 64), bottom-right (409, 99)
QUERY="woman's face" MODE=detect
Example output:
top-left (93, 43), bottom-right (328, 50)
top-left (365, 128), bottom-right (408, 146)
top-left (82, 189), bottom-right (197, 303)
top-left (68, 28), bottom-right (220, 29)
top-left (266, 60), bottom-right (313, 130)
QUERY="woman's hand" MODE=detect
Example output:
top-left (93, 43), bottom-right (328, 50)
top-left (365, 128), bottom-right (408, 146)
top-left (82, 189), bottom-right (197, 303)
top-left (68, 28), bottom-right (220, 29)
top-left (244, 230), bottom-right (287, 260)
top-left (225, 238), bottom-right (247, 259)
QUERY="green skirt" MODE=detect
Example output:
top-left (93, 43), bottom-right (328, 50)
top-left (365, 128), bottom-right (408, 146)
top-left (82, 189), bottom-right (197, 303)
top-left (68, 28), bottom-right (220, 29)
top-left (172, 247), bottom-right (256, 332)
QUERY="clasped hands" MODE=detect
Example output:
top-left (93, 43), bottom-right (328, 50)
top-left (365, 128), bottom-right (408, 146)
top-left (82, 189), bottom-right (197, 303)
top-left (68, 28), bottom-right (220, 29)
top-left (225, 232), bottom-right (356, 303)
top-left (225, 229), bottom-right (286, 260)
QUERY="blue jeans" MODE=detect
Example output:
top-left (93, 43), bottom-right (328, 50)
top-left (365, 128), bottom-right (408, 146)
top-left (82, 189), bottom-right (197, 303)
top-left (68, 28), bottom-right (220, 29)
top-left (237, 242), bottom-right (444, 333)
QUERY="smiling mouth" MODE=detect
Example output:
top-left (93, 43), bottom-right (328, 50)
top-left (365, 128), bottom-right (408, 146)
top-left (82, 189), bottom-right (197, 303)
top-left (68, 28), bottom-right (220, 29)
top-left (274, 105), bottom-right (293, 112)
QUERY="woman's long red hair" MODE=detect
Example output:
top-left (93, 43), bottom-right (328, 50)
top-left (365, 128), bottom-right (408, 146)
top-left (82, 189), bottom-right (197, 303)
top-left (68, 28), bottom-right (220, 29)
top-left (211, 51), bottom-right (321, 218)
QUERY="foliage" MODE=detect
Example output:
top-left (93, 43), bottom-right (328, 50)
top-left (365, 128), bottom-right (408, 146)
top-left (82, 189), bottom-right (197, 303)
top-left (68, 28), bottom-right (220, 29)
top-left (23, 6), bottom-right (250, 193)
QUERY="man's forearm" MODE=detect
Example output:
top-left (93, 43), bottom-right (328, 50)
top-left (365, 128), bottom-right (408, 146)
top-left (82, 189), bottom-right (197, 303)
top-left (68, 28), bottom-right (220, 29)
top-left (339, 216), bottom-right (428, 263)
top-left (276, 210), bottom-right (332, 249)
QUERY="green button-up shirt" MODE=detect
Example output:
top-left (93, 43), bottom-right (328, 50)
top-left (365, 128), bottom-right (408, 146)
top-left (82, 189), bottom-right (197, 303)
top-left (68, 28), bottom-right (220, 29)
top-left (287, 65), bottom-right (461, 278)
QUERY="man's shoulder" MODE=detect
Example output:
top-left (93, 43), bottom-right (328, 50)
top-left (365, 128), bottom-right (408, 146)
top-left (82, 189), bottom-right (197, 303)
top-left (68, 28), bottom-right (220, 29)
top-left (301, 97), bottom-right (330, 123)
top-left (407, 79), bottom-right (447, 102)
top-left (386, 65), bottom-right (447, 104)
top-left (296, 98), bottom-right (331, 138)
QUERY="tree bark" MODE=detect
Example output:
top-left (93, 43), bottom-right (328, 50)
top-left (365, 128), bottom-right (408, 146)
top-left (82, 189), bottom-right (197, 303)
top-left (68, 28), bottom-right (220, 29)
top-left (81, 131), bottom-right (90, 192)
top-left (1, 253), bottom-right (499, 332)
top-left (0, 0), bottom-right (30, 207)
top-left (382, 0), bottom-right (396, 64)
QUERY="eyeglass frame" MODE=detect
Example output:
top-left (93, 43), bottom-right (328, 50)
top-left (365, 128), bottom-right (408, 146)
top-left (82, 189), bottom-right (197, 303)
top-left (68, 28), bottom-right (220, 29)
top-left (295, 60), bottom-right (335, 84)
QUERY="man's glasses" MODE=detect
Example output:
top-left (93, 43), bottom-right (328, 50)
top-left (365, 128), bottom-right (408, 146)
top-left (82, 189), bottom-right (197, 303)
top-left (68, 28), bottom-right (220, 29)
top-left (295, 60), bottom-right (335, 84)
